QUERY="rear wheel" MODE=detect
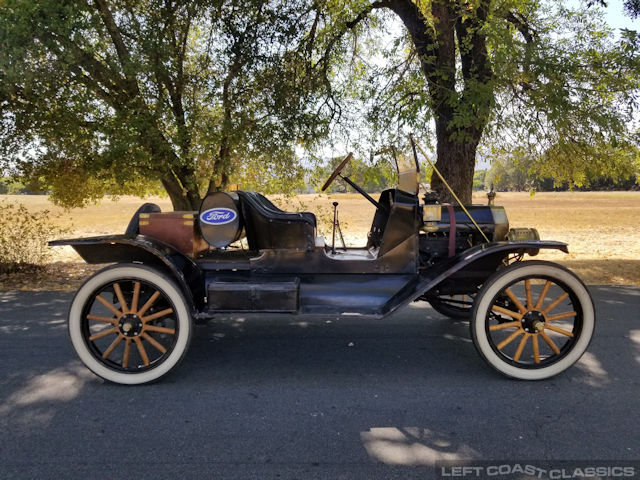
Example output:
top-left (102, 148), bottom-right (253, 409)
top-left (471, 261), bottom-right (594, 380)
top-left (429, 294), bottom-right (475, 319)
top-left (69, 264), bottom-right (192, 385)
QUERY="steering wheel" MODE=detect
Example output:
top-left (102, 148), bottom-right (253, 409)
top-left (321, 152), bottom-right (353, 191)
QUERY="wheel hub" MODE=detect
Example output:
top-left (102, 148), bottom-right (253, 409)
top-left (118, 313), bottom-right (143, 337)
top-left (521, 310), bottom-right (546, 334)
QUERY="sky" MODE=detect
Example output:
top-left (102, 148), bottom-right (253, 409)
top-left (601, 0), bottom-right (639, 31)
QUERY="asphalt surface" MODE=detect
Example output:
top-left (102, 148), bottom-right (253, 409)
top-left (0, 286), bottom-right (639, 480)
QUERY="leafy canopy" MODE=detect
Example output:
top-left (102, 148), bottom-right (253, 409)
top-left (307, 0), bottom-right (640, 193)
top-left (0, 0), bottom-right (328, 209)
top-left (0, 0), bottom-right (638, 207)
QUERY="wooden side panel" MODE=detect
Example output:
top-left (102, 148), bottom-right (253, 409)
top-left (139, 212), bottom-right (209, 258)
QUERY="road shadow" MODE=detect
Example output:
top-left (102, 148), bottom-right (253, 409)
top-left (0, 288), bottom-right (638, 479)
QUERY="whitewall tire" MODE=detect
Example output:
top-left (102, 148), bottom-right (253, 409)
top-left (471, 261), bottom-right (595, 380)
top-left (68, 264), bottom-right (192, 385)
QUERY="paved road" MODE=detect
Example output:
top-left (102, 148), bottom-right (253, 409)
top-left (0, 286), bottom-right (639, 479)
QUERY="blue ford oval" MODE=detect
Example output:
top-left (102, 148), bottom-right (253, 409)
top-left (200, 208), bottom-right (237, 226)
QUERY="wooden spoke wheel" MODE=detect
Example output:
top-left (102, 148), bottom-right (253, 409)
top-left (69, 265), bottom-right (192, 385)
top-left (429, 293), bottom-right (475, 320)
top-left (471, 261), bottom-right (595, 380)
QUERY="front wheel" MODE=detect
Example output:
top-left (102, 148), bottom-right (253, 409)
top-left (69, 264), bottom-right (193, 385)
top-left (471, 261), bottom-right (594, 380)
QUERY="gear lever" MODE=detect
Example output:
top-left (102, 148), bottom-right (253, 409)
top-left (331, 201), bottom-right (347, 254)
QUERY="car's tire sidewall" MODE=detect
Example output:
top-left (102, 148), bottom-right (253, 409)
top-left (471, 261), bottom-right (595, 380)
top-left (69, 264), bottom-right (192, 385)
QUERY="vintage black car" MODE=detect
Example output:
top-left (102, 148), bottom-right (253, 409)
top-left (51, 149), bottom-right (595, 385)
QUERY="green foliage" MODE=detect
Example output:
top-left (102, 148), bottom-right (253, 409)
top-left (0, 178), bottom-right (37, 195)
top-left (0, 201), bottom-right (70, 272)
top-left (231, 153), bottom-right (309, 195)
top-left (485, 2), bottom-right (640, 181)
top-left (627, 0), bottom-right (640, 17)
top-left (0, 0), bottom-right (329, 209)
top-left (589, 0), bottom-right (640, 18)
top-left (311, 0), bottom-right (640, 200)
top-left (2, 0), bottom-right (638, 207)
top-left (531, 141), bottom-right (640, 189)
top-left (473, 170), bottom-right (487, 191)
top-left (486, 142), bottom-right (640, 191)
top-left (308, 155), bottom-right (396, 193)
top-left (485, 153), bottom-right (533, 192)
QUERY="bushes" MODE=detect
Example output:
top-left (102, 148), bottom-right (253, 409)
top-left (0, 201), bottom-right (69, 273)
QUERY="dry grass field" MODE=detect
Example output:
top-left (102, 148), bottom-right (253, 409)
top-left (1, 191), bottom-right (639, 286)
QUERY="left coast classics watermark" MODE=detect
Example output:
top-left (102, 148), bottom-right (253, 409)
top-left (436, 461), bottom-right (639, 480)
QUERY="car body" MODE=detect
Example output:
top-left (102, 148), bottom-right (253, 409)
top-left (51, 150), bottom-right (595, 384)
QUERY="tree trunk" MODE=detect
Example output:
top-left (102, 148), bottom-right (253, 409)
top-left (384, 0), bottom-right (492, 205)
top-left (206, 68), bottom-right (236, 195)
top-left (132, 109), bottom-right (202, 211)
top-left (431, 117), bottom-right (480, 204)
top-left (207, 137), bottom-right (232, 195)
top-left (161, 171), bottom-right (201, 211)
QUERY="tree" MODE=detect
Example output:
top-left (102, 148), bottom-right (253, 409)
top-left (309, 155), bottom-right (395, 192)
top-left (310, 0), bottom-right (639, 203)
top-left (3, 1), bottom-right (637, 209)
top-left (0, 0), bottom-right (326, 210)
top-left (473, 169), bottom-right (487, 191)
top-left (485, 141), bottom-right (640, 191)
top-left (485, 149), bottom-right (534, 192)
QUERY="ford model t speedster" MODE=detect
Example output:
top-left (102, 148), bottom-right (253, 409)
top-left (51, 148), bottom-right (595, 385)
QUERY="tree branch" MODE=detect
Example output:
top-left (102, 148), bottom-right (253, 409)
top-left (40, 31), bottom-right (131, 107)
top-left (503, 11), bottom-right (538, 44)
top-left (93, 0), bottom-right (131, 67)
top-left (345, 1), bottom-right (390, 29)
top-left (93, 0), bottom-right (140, 97)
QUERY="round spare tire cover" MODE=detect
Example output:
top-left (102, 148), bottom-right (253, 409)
top-left (199, 192), bottom-right (243, 248)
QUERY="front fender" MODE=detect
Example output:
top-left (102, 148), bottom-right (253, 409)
top-left (382, 240), bottom-right (568, 317)
top-left (50, 235), bottom-right (204, 313)
top-left (426, 240), bottom-right (568, 285)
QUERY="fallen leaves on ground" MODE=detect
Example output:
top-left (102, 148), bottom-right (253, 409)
top-left (0, 262), bottom-right (102, 291)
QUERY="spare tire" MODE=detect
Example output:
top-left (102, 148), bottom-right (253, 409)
top-left (199, 192), bottom-right (243, 248)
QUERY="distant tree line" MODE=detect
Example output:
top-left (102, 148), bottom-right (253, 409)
top-left (474, 141), bottom-right (640, 192)
top-left (474, 168), bottom-right (639, 193)
top-left (308, 156), bottom-right (396, 194)
top-left (0, 179), bottom-right (40, 195)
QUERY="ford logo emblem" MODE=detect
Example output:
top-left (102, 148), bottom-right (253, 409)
top-left (200, 208), bottom-right (237, 225)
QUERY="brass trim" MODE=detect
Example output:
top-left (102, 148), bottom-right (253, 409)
top-left (412, 137), bottom-right (491, 243)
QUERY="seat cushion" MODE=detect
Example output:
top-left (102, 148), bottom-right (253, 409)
top-left (250, 193), bottom-right (317, 227)
top-left (238, 192), bottom-right (316, 251)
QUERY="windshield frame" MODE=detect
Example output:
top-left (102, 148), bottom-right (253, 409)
top-left (392, 146), bottom-right (420, 195)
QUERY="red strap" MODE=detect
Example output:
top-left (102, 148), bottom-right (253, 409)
top-left (445, 203), bottom-right (456, 257)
